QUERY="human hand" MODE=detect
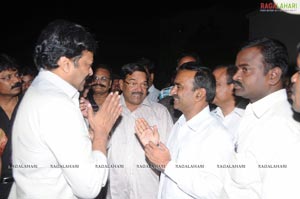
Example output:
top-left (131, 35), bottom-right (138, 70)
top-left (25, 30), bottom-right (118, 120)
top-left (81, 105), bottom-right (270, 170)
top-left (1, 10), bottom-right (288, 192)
top-left (79, 97), bottom-right (90, 118)
top-left (88, 92), bottom-right (122, 139)
top-left (135, 118), bottom-right (160, 146)
top-left (145, 142), bottom-right (171, 171)
top-left (0, 129), bottom-right (8, 156)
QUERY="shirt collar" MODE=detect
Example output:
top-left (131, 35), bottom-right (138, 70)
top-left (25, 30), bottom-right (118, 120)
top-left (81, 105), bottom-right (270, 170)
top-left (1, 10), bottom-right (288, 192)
top-left (38, 69), bottom-right (79, 100)
top-left (148, 85), bottom-right (155, 92)
top-left (213, 107), bottom-right (224, 118)
top-left (233, 107), bottom-right (245, 117)
top-left (247, 89), bottom-right (287, 118)
top-left (177, 106), bottom-right (212, 132)
top-left (213, 106), bottom-right (244, 118)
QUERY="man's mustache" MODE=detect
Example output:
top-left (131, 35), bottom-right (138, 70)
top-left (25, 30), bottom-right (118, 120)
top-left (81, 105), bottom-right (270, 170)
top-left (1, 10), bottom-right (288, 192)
top-left (11, 82), bottom-right (22, 89)
top-left (132, 92), bottom-right (143, 96)
top-left (172, 95), bottom-right (179, 100)
top-left (233, 80), bottom-right (243, 88)
top-left (90, 83), bottom-right (106, 88)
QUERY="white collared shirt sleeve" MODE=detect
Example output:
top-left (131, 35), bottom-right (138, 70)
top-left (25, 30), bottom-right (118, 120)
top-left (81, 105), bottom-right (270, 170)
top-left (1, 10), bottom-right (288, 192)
top-left (12, 71), bottom-right (109, 199)
top-left (40, 97), bottom-right (108, 198)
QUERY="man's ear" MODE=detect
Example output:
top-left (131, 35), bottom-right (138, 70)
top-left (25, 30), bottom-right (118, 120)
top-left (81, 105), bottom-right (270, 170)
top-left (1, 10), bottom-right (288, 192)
top-left (194, 88), bottom-right (206, 101)
top-left (57, 56), bottom-right (72, 73)
top-left (268, 67), bottom-right (282, 86)
top-left (119, 79), bottom-right (124, 91)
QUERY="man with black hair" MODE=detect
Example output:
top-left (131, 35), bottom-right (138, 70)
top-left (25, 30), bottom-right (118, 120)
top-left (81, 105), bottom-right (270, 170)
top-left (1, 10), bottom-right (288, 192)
top-left (228, 37), bottom-right (300, 199)
top-left (20, 65), bottom-right (38, 94)
top-left (0, 53), bottom-right (22, 199)
top-left (136, 63), bottom-right (233, 198)
top-left (86, 64), bottom-right (113, 112)
top-left (11, 19), bottom-right (122, 199)
top-left (212, 64), bottom-right (246, 145)
top-left (107, 62), bottom-right (173, 199)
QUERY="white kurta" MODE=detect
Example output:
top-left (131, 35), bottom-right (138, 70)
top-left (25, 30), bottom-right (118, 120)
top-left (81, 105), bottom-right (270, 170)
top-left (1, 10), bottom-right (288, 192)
top-left (107, 95), bottom-right (173, 199)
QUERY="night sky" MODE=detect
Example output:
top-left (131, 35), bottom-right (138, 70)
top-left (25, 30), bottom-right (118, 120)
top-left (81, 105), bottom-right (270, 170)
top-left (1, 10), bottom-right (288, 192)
top-left (0, 1), bottom-right (273, 88)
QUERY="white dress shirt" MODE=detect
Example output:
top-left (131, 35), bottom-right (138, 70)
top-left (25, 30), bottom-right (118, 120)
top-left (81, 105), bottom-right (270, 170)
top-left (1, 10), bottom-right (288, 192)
top-left (11, 70), bottom-right (108, 199)
top-left (158, 106), bottom-right (234, 199)
top-left (107, 95), bottom-right (173, 199)
top-left (212, 107), bottom-right (244, 144)
top-left (227, 89), bottom-right (300, 199)
top-left (147, 85), bottom-right (160, 102)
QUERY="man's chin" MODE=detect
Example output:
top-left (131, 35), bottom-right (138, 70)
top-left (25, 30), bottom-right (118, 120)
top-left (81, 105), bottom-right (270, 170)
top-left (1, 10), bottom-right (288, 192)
top-left (234, 90), bottom-right (244, 97)
top-left (78, 85), bottom-right (85, 92)
top-left (12, 88), bottom-right (21, 95)
top-left (292, 101), bottom-right (300, 113)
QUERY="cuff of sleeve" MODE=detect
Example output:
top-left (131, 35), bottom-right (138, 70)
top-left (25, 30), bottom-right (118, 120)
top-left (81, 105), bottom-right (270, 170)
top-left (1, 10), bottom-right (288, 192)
top-left (92, 150), bottom-right (107, 161)
top-left (92, 150), bottom-right (108, 186)
top-left (164, 160), bottom-right (179, 182)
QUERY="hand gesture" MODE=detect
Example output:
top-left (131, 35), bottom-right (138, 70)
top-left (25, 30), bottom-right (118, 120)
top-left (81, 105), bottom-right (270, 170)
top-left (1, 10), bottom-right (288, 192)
top-left (88, 92), bottom-right (122, 139)
top-left (135, 118), bottom-right (160, 146)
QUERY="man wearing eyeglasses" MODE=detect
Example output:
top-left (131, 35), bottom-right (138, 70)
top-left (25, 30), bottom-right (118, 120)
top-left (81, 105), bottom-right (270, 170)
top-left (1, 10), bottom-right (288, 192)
top-left (86, 64), bottom-right (113, 112)
top-left (106, 63), bottom-right (173, 199)
top-left (0, 53), bottom-right (22, 199)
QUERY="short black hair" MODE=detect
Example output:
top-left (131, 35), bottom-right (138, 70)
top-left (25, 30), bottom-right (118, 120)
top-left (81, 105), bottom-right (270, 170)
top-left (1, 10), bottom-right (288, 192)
top-left (214, 64), bottom-right (237, 84)
top-left (0, 53), bottom-right (20, 73)
top-left (92, 64), bottom-right (112, 79)
top-left (135, 57), bottom-right (156, 74)
top-left (178, 62), bottom-right (215, 103)
top-left (176, 51), bottom-right (202, 66)
top-left (34, 19), bottom-right (97, 70)
top-left (120, 62), bottom-right (150, 83)
top-left (241, 37), bottom-right (288, 80)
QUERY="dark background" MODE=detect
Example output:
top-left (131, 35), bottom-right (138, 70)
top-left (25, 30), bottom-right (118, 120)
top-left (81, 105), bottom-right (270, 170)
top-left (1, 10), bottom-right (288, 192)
top-left (1, 0), bottom-right (296, 89)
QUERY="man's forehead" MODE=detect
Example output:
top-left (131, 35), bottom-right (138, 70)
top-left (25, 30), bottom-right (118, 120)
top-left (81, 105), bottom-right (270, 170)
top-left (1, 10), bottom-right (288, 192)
top-left (126, 71), bottom-right (147, 80)
top-left (175, 70), bottom-right (196, 83)
top-left (0, 69), bottom-right (18, 74)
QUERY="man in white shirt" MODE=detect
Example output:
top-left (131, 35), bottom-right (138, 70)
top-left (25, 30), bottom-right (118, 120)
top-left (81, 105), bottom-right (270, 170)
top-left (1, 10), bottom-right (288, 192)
top-left (135, 63), bottom-right (234, 199)
top-left (227, 37), bottom-right (300, 199)
top-left (106, 63), bottom-right (173, 199)
top-left (212, 64), bottom-right (246, 145)
top-left (10, 19), bottom-right (122, 199)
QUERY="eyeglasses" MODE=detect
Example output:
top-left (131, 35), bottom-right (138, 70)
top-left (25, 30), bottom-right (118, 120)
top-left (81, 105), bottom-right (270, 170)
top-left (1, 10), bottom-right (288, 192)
top-left (92, 75), bottom-right (110, 83)
top-left (0, 73), bottom-right (20, 81)
top-left (124, 80), bottom-right (148, 89)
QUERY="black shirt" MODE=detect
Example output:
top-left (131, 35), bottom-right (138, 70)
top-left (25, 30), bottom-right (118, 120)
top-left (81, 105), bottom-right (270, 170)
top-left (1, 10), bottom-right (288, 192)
top-left (0, 97), bottom-right (21, 177)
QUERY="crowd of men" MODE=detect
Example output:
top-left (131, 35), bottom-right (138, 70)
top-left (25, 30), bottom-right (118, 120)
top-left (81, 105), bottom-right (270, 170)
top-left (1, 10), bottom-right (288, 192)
top-left (1, 19), bottom-right (300, 199)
